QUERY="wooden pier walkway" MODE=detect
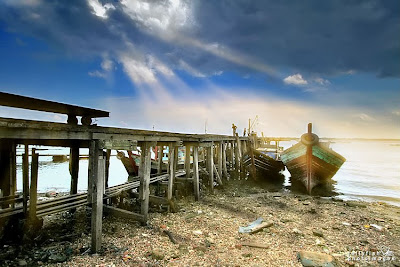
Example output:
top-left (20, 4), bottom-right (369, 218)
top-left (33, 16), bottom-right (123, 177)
top-left (0, 92), bottom-right (276, 253)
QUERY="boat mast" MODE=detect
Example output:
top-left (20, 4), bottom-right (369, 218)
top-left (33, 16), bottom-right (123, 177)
top-left (306, 123), bottom-right (313, 194)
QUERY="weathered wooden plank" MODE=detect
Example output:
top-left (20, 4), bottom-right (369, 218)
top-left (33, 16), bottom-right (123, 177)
top-left (207, 143), bottom-right (214, 193)
top-left (139, 142), bottom-right (151, 223)
top-left (69, 144), bottom-right (79, 195)
top-left (157, 146), bottom-right (163, 174)
top-left (167, 143), bottom-right (175, 201)
top-left (185, 145), bottom-right (191, 178)
top-left (103, 205), bottom-right (144, 222)
top-left (28, 149), bottom-right (39, 221)
top-left (213, 164), bottom-right (223, 185)
top-left (91, 141), bottom-right (105, 253)
top-left (222, 142), bottom-right (229, 180)
top-left (99, 139), bottom-right (138, 150)
top-left (218, 142), bottom-right (223, 180)
top-left (22, 145), bottom-right (29, 215)
top-left (0, 92), bottom-right (109, 118)
top-left (193, 146), bottom-right (200, 201)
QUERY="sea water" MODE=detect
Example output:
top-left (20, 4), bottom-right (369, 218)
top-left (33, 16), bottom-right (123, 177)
top-left (14, 141), bottom-right (400, 207)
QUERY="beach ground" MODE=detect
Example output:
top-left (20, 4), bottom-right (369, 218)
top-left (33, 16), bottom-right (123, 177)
top-left (1, 179), bottom-right (399, 267)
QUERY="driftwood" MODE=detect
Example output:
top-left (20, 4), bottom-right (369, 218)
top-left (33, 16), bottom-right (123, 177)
top-left (249, 221), bottom-right (274, 234)
top-left (163, 230), bottom-right (178, 244)
top-left (241, 241), bottom-right (269, 249)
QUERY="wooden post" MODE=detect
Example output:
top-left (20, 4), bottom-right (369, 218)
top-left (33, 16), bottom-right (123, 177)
top-left (185, 145), bottom-right (191, 178)
top-left (222, 142), bottom-right (229, 180)
top-left (139, 142), bottom-right (151, 223)
top-left (174, 146), bottom-right (179, 170)
top-left (90, 140), bottom-right (104, 253)
top-left (10, 143), bottom-right (16, 208)
top-left (29, 148), bottom-right (38, 221)
top-left (157, 146), bottom-right (163, 174)
top-left (230, 142), bottom-right (234, 171)
top-left (207, 143), bottom-right (214, 193)
top-left (193, 146), bottom-right (200, 201)
top-left (69, 144), bottom-right (79, 195)
top-left (87, 140), bottom-right (97, 203)
top-left (22, 145), bottom-right (29, 215)
top-left (218, 142), bottom-right (223, 180)
top-left (167, 143), bottom-right (175, 201)
top-left (105, 149), bottom-right (111, 189)
top-left (242, 141), bottom-right (247, 154)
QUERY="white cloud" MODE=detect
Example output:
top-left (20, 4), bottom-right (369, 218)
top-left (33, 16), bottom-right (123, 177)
top-left (119, 53), bottom-right (157, 84)
top-left (87, 0), bottom-right (115, 19)
top-left (179, 60), bottom-right (206, 77)
top-left (353, 113), bottom-right (376, 122)
top-left (313, 77), bottom-right (330, 85)
top-left (392, 110), bottom-right (400, 116)
top-left (283, 74), bottom-right (308, 85)
top-left (88, 57), bottom-right (114, 79)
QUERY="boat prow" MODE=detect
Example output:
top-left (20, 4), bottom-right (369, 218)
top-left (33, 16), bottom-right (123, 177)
top-left (280, 123), bottom-right (346, 194)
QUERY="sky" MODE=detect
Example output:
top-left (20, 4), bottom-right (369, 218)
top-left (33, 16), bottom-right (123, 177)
top-left (0, 0), bottom-right (399, 138)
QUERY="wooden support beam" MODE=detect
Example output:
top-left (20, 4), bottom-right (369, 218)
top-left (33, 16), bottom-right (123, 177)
top-left (103, 205), bottom-right (144, 221)
top-left (157, 146), bottom-right (163, 174)
top-left (185, 145), bottom-right (191, 178)
top-left (167, 143), bottom-right (175, 201)
top-left (218, 142), bottom-right (223, 180)
top-left (207, 143), bottom-right (214, 193)
top-left (242, 141), bottom-right (247, 154)
top-left (222, 142), bottom-right (229, 180)
top-left (213, 164), bottom-right (223, 185)
top-left (174, 146), bottom-right (178, 171)
top-left (139, 142), bottom-right (151, 223)
top-left (105, 149), bottom-right (111, 188)
top-left (193, 146), bottom-right (200, 201)
top-left (69, 144), bottom-right (79, 195)
top-left (230, 142), bottom-right (234, 171)
top-left (22, 145), bottom-right (29, 215)
top-left (90, 140), bottom-right (104, 253)
top-left (28, 148), bottom-right (39, 221)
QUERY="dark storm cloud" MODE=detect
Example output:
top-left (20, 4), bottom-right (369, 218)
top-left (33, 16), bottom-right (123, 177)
top-left (192, 0), bottom-right (400, 77)
top-left (1, 0), bottom-right (399, 78)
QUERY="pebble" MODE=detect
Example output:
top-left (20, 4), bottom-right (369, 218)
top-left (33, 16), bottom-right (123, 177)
top-left (18, 260), bottom-right (27, 266)
top-left (297, 250), bottom-right (335, 267)
top-left (193, 230), bottom-right (203, 235)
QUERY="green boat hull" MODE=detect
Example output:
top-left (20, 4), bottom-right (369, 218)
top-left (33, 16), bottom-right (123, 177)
top-left (281, 142), bottom-right (346, 193)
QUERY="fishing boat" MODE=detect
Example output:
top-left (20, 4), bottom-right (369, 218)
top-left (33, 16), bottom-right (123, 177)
top-left (243, 147), bottom-right (285, 182)
top-left (280, 123), bottom-right (346, 194)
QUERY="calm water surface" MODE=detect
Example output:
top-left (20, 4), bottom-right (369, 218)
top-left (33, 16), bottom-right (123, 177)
top-left (15, 141), bottom-right (400, 207)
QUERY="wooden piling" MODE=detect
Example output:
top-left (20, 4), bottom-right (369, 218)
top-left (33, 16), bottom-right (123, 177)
top-left (29, 148), bottom-right (39, 221)
top-left (22, 145), bottom-right (29, 215)
top-left (69, 144), bottom-right (79, 195)
top-left (105, 149), bottom-right (111, 189)
top-left (185, 145), bottom-right (191, 178)
top-left (167, 143), bottom-right (175, 201)
top-left (230, 142), bottom-right (234, 171)
top-left (10, 143), bottom-right (16, 208)
top-left (218, 142), bottom-right (223, 180)
top-left (139, 142), bottom-right (151, 223)
top-left (207, 143), bottom-right (214, 192)
top-left (193, 146), bottom-right (200, 201)
top-left (222, 142), bottom-right (229, 180)
top-left (90, 140), bottom-right (104, 253)
top-left (157, 146), bottom-right (163, 174)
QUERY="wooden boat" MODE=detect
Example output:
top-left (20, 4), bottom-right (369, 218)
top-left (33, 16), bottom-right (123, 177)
top-left (243, 147), bottom-right (285, 181)
top-left (280, 123), bottom-right (346, 194)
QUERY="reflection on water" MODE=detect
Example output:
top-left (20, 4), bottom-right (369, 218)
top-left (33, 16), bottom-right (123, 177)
top-left (15, 141), bottom-right (400, 207)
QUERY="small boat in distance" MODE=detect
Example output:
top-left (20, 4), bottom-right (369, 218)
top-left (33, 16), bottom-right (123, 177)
top-left (280, 123), bottom-right (346, 194)
top-left (243, 147), bottom-right (285, 182)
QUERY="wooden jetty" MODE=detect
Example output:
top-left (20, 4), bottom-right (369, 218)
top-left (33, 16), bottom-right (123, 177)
top-left (0, 92), bottom-right (260, 253)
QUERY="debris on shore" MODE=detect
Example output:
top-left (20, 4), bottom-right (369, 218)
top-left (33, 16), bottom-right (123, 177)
top-left (1, 179), bottom-right (399, 266)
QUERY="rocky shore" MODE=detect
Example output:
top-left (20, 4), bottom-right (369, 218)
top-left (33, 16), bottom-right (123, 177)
top-left (1, 179), bottom-right (399, 266)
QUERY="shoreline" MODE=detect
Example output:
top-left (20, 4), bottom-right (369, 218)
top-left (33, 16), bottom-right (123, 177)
top-left (1, 179), bottom-right (399, 266)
